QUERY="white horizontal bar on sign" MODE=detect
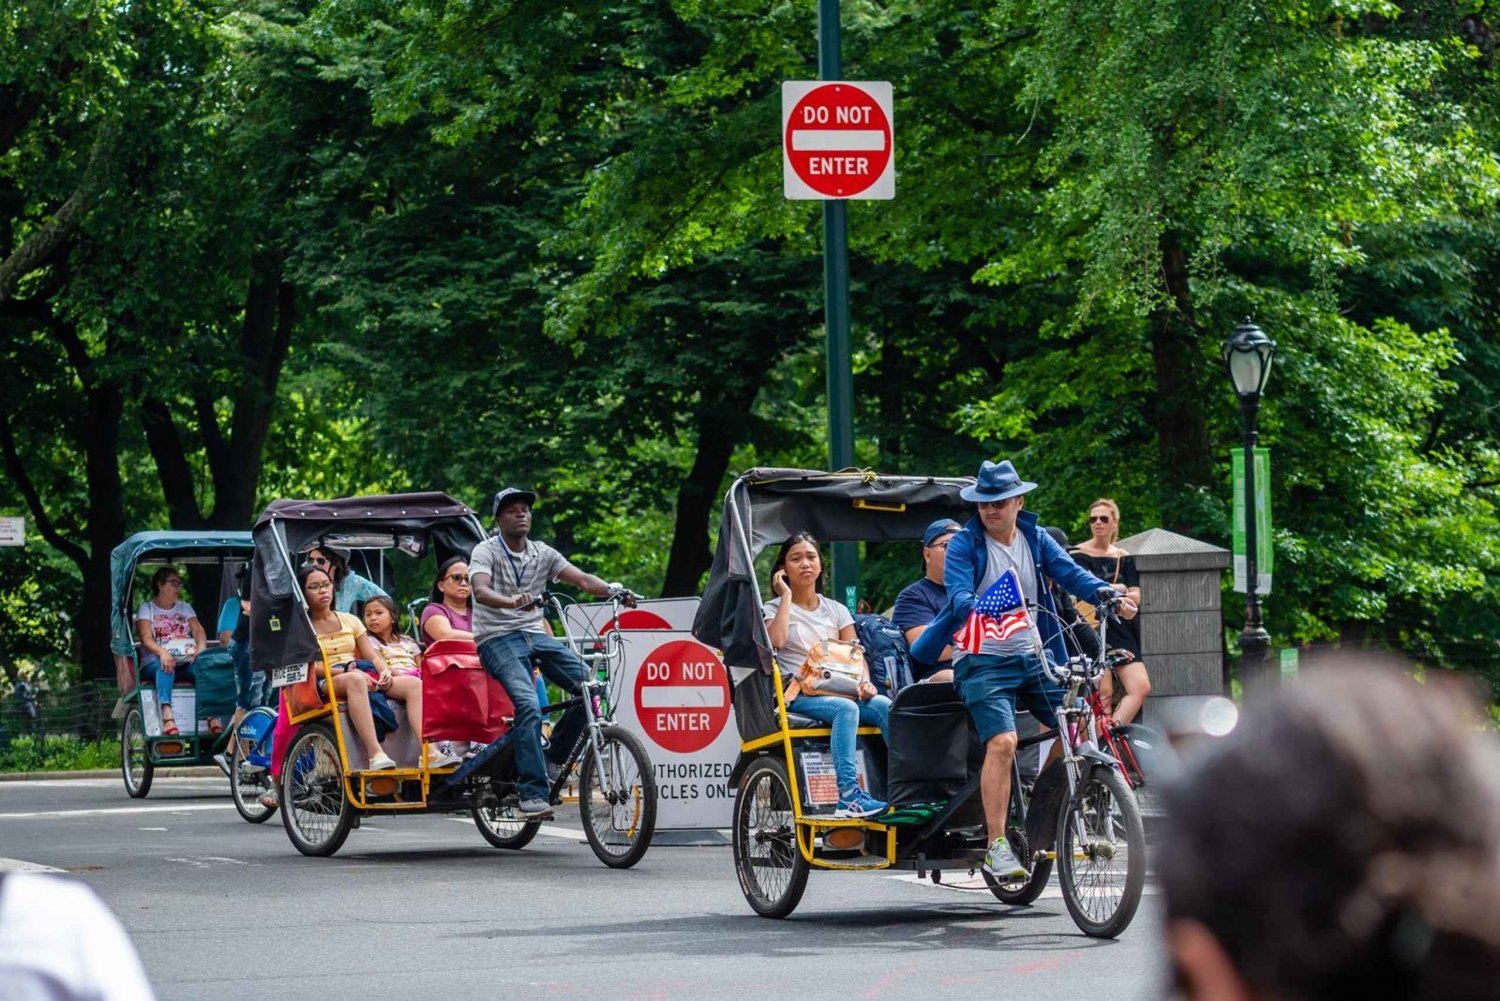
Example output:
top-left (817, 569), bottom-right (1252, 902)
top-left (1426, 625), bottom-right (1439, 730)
top-left (639, 686), bottom-right (727, 709)
top-left (790, 129), bottom-right (886, 152)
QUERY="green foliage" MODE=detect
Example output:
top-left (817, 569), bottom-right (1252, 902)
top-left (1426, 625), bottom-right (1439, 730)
top-left (0, 735), bottom-right (120, 773)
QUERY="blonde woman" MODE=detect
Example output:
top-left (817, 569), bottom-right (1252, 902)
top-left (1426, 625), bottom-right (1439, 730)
top-left (1070, 498), bottom-right (1150, 726)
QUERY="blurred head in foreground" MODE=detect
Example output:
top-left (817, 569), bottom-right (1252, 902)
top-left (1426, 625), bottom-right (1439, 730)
top-left (1159, 666), bottom-right (1500, 1001)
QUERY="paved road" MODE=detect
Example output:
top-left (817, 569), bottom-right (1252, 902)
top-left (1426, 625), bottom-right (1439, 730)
top-left (1, 777), bottom-right (1169, 1000)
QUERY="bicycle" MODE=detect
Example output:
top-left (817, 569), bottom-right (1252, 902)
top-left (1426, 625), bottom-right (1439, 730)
top-left (470, 587), bottom-right (658, 869)
top-left (227, 705), bottom-right (279, 823)
top-left (985, 593), bottom-right (1148, 938)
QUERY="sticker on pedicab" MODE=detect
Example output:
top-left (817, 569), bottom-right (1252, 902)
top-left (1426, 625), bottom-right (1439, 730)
top-left (797, 749), bottom-right (870, 812)
top-left (270, 663), bottom-right (309, 688)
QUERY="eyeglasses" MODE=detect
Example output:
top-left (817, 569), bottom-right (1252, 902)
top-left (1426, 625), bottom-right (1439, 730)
top-left (306, 581), bottom-right (333, 593)
top-left (977, 499), bottom-right (1011, 509)
top-left (1089, 515), bottom-right (1113, 524)
top-left (445, 574), bottom-right (470, 585)
top-left (163, 579), bottom-right (182, 587)
top-left (926, 540), bottom-right (950, 551)
top-left (308, 556), bottom-right (330, 567)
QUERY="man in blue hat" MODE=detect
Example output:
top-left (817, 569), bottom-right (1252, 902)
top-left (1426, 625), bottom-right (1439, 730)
top-left (892, 518), bottom-right (963, 682)
top-left (911, 459), bottom-right (1129, 880)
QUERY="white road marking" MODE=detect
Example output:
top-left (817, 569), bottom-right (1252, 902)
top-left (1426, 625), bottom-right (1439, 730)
top-left (447, 816), bottom-right (586, 840)
top-left (138, 827), bottom-right (168, 832)
top-left (0, 803), bottom-right (237, 820)
top-left (0, 857), bottom-right (64, 873)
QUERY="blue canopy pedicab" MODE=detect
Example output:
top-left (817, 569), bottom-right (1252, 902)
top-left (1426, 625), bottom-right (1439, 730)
top-left (111, 531), bottom-right (255, 799)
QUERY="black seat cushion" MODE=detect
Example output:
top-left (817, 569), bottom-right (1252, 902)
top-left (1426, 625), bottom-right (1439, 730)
top-left (784, 712), bottom-right (820, 729)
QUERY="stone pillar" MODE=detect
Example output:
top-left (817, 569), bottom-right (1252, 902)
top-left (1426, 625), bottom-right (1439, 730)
top-left (1117, 528), bottom-right (1231, 735)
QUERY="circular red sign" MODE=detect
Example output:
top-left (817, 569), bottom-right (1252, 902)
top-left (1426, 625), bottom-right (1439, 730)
top-left (784, 84), bottom-right (892, 198)
top-left (601, 608), bottom-right (672, 634)
top-left (633, 640), bottom-right (731, 755)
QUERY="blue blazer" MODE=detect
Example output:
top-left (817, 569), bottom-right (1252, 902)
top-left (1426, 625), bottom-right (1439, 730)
top-left (910, 510), bottom-right (1113, 668)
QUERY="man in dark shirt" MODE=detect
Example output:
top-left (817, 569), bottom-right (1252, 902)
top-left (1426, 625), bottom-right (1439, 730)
top-left (891, 518), bottom-right (961, 682)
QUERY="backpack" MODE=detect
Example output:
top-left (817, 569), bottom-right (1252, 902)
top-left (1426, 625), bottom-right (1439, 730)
top-left (854, 613), bottom-right (913, 697)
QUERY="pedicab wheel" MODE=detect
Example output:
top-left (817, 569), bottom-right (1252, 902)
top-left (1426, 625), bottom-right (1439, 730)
top-left (1057, 765), bottom-right (1146, 938)
top-left (733, 757), bottom-right (809, 919)
top-left (229, 713), bottom-right (277, 824)
top-left (280, 722), bottom-right (355, 857)
top-left (472, 783), bottom-right (542, 850)
top-left (121, 708), bottom-right (153, 799)
top-left (578, 725), bottom-right (657, 869)
top-left (983, 827), bottom-right (1052, 905)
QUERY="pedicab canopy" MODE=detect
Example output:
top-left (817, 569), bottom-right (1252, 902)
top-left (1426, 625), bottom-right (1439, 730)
top-left (691, 468), bottom-right (974, 673)
top-left (109, 531), bottom-right (254, 658)
top-left (248, 493), bottom-right (486, 673)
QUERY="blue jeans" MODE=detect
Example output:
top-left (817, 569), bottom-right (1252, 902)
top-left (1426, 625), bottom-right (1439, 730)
top-left (789, 693), bottom-right (892, 796)
top-left (478, 632), bottom-right (589, 802)
top-left (230, 640), bottom-right (272, 711)
top-left (140, 655), bottom-right (196, 708)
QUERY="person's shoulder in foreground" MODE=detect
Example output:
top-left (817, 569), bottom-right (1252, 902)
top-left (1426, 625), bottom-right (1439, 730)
top-left (1158, 662), bottom-right (1500, 1001)
top-left (0, 872), bottom-right (156, 1000)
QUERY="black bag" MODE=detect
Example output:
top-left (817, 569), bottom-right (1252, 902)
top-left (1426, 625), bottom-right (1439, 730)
top-left (732, 670), bottom-right (781, 742)
top-left (886, 682), bottom-right (977, 805)
top-left (854, 613), bottom-right (913, 696)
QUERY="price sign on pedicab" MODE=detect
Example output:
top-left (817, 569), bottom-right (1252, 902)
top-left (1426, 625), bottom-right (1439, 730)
top-left (614, 631), bottom-right (739, 830)
top-left (782, 81), bottom-right (895, 200)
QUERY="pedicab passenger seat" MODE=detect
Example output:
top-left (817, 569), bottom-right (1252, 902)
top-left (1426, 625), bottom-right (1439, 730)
top-left (421, 638), bottom-right (514, 747)
top-left (886, 682), bottom-right (979, 806)
top-left (731, 667), bottom-right (823, 738)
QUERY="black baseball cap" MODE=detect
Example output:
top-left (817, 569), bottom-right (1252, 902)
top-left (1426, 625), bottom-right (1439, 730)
top-left (490, 487), bottom-right (538, 520)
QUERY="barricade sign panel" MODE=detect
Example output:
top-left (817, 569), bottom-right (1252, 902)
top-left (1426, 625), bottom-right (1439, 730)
top-left (563, 596), bottom-right (701, 637)
top-left (613, 630), bottom-right (738, 830)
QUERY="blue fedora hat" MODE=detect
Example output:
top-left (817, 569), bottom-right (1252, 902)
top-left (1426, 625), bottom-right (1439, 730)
top-left (960, 460), bottom-right (1037, 503)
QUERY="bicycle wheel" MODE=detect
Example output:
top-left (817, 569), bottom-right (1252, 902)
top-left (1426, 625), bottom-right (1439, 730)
top-left (229, 711), bottom-right (277, 824)
top-left (472, 781), bottom-right (542, 850)
top-left (733, 756), bottom-right (809, 918)
top-left (984, 826), bottom-right (1053, 905)
top-left (577, 725), bottom-right (657, 869)
top-left (1057, 765), bottom-right (1146, 938)
top-left (121, 708), bottom-right (153, 799)
top-left (279, 723), bottom-right (355, 857)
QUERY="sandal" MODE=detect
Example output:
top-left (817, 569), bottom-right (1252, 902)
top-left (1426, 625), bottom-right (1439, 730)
top-left (160, 709), bottom-right (180, 737)
top-left (207, 717), bottom-right (224, 736)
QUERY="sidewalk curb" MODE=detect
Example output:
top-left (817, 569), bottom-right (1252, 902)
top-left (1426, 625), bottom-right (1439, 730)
top-left (0, 767), bottom-right (222, 782)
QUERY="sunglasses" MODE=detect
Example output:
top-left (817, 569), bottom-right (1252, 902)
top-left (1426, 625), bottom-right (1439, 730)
top-left (445, 573), bottom-right (470, 585)
top-left (163, 579), bottom-right (183, 587)
top-left (1089, 515), bottom-right (1113, 524)
top-left (977, 499), bottom-right (1013, 509)
top-left (308, 556), bottom-right (330, 567)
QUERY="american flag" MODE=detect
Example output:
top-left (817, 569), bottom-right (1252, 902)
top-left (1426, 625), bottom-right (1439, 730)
top-left (953, 568), bottom-right (1031, 654)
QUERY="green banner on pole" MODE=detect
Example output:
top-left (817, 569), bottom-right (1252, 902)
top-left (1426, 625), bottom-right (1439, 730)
top-left (1231, 447), bottom-right (1272, 594)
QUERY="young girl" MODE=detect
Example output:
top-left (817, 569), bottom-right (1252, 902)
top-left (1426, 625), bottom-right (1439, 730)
top-left (363, 595), bottom-right (460, 769)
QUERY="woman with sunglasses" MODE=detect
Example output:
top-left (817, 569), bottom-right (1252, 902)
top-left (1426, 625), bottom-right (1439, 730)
top-left (1071, 498), bottom-right (1149, 726)
top-left (135, 565), bottom-right (212, 737)
top-left (304, 545), bottom-right (388, 613)
top-left (419, 557), bottom-right (474, 645)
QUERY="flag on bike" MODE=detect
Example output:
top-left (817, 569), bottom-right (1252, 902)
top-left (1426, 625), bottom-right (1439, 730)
top-left (953, 568), bottom-right (1031, 654)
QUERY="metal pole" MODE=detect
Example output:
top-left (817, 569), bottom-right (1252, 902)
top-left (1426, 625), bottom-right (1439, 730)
top-left (819, 0), bottom-right (858, 611)
top-left (1238, 395), bottom-right (1271, 696)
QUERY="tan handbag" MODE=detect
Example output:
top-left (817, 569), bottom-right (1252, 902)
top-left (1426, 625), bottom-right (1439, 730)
top-left (1074, 554), bottom-right (1122, 626)
top-left (798, 640), bottom-right (866, 699)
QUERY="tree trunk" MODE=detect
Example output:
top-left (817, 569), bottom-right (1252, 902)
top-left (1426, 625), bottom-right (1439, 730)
top-left (662, 379), bottom-right (761, 597)
top-left (80, 379), bottom-right (127, 688)
top-left (1149, 231), bottom-right (1215, 532)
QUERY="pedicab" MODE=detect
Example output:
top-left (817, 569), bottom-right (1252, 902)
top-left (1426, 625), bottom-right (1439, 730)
top-left (693, 468), bottom-right (1147, 936)
top-left (248, 492), bottom-right (656, 866)
top-left (111, 531), bottom-right (254, 798)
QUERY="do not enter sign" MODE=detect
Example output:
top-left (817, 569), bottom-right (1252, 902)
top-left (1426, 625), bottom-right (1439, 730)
top-left (783, 81), bottom-right (895, 200)
top-left (633, 640), bottom-right (732, 755)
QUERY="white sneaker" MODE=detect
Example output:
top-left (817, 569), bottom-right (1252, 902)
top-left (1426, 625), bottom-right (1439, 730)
top-left (368, 752), bottom-right (397, 771)
top-left (982, 837), bottom-right (1029, 880)
top-left (427, 748), bottom-right (462, 769)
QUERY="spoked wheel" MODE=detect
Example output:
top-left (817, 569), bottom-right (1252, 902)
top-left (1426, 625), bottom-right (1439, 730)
top-left (472, 781), bottom-right (542, 850)
top-left (1057, 765), bottom-right (1146, 938)
top-left (229, 710), bottom-right (278, 824)
top-left (578, 725), bottom-right (657, 869)
top-left (983, 826), bottom-right (1053, 905)
top-left (733, 757), bottom-right (809, 918)
top-left (121, 708), bottom-right (153, 799)
top-left (280, 723), bottom-right (355, 857)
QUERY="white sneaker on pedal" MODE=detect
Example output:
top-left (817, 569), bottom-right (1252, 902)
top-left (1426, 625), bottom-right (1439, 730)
top-left (983, 837), bottom-right (1029, 880)
top-left (518, 798), bottom-right (554, 820)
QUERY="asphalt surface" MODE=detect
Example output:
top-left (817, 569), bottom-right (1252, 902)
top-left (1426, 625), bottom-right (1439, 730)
top-left (1, 776), bottom-right (1170, 1000)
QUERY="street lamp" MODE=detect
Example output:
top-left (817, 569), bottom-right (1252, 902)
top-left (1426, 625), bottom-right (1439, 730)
top-left (1222, 317), bottom-right (1277, 695)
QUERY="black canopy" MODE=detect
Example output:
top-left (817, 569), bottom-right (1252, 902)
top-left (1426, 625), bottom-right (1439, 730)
top-left (249, 492), bottom-right (486, 672)
top-left (691, 468), bottom-right (973, 672)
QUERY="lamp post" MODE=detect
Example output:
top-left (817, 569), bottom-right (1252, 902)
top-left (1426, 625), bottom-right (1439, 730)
top-left (1221, 317), bottom-right (1277, 695)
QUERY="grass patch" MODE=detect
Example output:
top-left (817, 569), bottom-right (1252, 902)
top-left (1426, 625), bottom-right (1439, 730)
top-left (0, 734), bottom-right (121, 773)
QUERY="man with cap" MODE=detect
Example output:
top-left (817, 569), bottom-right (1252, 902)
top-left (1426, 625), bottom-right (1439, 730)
top-left (469, 487), bottom-right (638, 819)
top-left (891, 518), bottom-right (963, 683)
top-left (911, 460), bottom-right (1130, 881)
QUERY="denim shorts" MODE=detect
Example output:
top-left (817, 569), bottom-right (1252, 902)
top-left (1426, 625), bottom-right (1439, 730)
top-left (953, 651), bottom-right (1062, 743)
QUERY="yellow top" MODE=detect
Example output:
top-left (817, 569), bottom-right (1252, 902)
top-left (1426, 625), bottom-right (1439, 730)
top-left (316, 611), bottom-right (366, 668)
